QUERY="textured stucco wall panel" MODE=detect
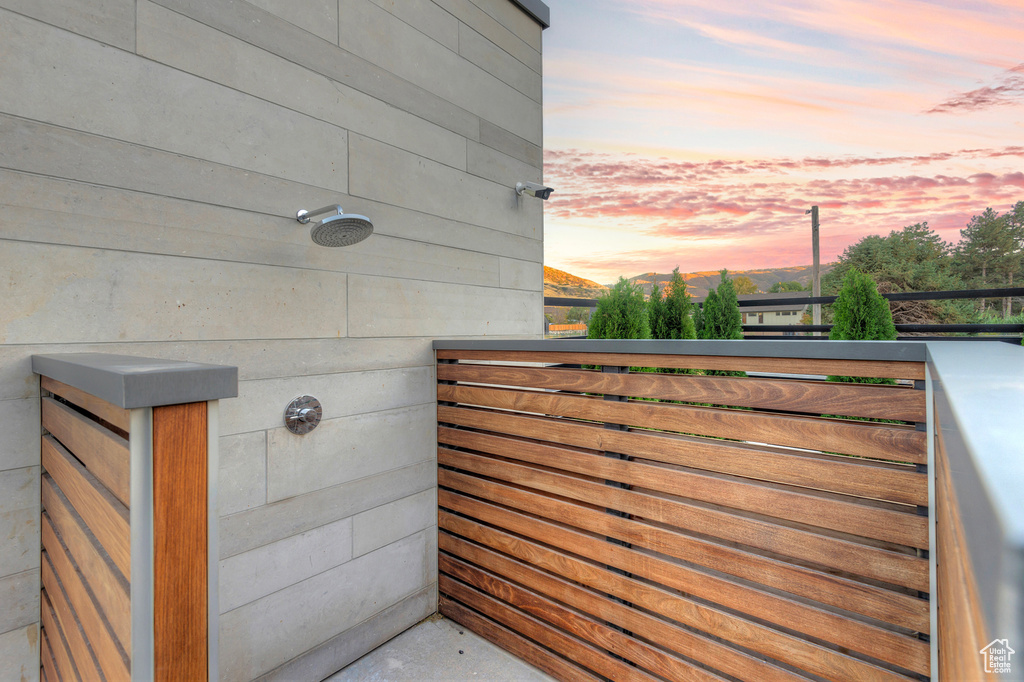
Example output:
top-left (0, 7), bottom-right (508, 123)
top-left (435, 0), bottom-right (542, 63)
top-left (459, 21), bottom-right (542, 101)
top-left (219, 432), bottom-right (268, 517)
top-left (468, 140), bottom-right (544, 187)
top-left (500, 256), bottom-right (544, 291)
top-left (352, 488), bottom-right (437, 558)
top-left (148, 0), bottom-right (481, 141)
top-left (219, 516), bottom-right (353, 614)
top-left (479, 118), bottom-right (543, 169)
top-left (0, 242), bottom-right (348, 344)
top-left (0, 399), bottom-right (38, 472)
top-left (267, 403), bottom-right (434, 502)
top-left (0, 171), bottom-right (501, 288)
top-left (0, 569), bottom-right (37, 634)
top-left (348, 274), bottom-right (541, 337)
top-left (0, 467), bottom-right (38, 579)
top-left (244, 0), bottom-right (338, 42)
top-left (219, 460), bottom-right (434, 559)
top-left (469, 0), bottom-right (544, 52)
top-left (254, 585), bottom-right (435, 682)
top-left (0, 9), bottom-right (349, 192)
top-left (364, 0), bottom-right (459, 51)
top-left (350, 134), bottom-right (542, 239)
top-left (356, 199), bottom-right (543, 262)
top-left (137, 1), bottom-right (468, 171)
top-left (220, 366), bottom-right (432, 436)
top-left (219, 529), bottom-right (433, 681)
top-left (0, 0), bottom-right (135, 49)
top-left (0, 623), bottom-right (37, 682)
top-left (338, 0), bottom-right (541, 143)
top-left (0, 115), bottom-right (341, 219)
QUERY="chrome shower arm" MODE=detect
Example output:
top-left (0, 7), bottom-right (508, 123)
top-left (296, 205), bottom-right (343, 224)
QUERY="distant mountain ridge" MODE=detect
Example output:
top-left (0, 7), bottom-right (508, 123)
top-left (624, 266), bottom-right (832, 298)
top-left (543, 266), bottom-right (608, 299)
top-left (544, 265), bottom-right (833, 299)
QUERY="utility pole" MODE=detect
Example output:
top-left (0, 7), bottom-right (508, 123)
top-left (808, 206), bottom-right (821, 334)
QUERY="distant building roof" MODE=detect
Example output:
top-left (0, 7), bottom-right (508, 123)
top-left (692, 291), bottom-right (811, 312)
top-left (741, 304), bottom-right (807, 313)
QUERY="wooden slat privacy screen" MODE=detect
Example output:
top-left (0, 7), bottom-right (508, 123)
top-left (32, 352), bottom-right (232, 682)
top-left (40, 377), bottom-right (132, 681)
top-left (436, 349), bottom-right (932, 682)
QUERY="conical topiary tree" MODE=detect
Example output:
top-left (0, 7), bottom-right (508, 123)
top-left (588, 277), bottom-right (651, 340)
top-left (829, 268), bottom-right (897, 341)
top-left (651, 267), bottom-right (697, 340)
top-left (828, 268), bottom-right (897, 385)
top-left (648, 282), bottom-right (669, 339)
top-left (697, 270), bottom-right (743, 340)
top-left (696, 270), bottom-right (745, 377)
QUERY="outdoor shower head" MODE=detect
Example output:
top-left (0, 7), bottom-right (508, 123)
top-left (295, 205), bottom-right (374, 247)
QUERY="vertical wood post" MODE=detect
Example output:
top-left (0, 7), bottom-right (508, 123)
top-left (153, 402), bottom-right (208, 681)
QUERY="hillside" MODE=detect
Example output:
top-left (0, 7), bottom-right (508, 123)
top-left (543, 266), bottom-right (608, 298)
top-left (624, 265), bottom-right (833, 298)
top-left (544, 264), bottom-right (835, 300)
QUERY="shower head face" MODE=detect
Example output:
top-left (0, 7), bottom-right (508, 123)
top-left (310, 213), bottom-right (374, 247)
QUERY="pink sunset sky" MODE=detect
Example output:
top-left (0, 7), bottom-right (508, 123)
top-left (541, 0), bottom-right (1024, 284)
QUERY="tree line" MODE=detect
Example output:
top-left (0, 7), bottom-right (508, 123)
top-left (581, 202), bottom-right (1023, 337)
top-left (822, 202), bottom-right (1023, 323)
top-left (586, 267), bottom-right (743, 342)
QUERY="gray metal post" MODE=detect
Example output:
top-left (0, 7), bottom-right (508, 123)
top-left (810, 206), bottom-right (821, 335)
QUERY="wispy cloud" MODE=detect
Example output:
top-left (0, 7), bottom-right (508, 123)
top-left (543, 1), bottom-right (1024, 281)
top-left (928, 64), bottom-right (1024, 113)
top-left (543, 147), bottom-right (1024, 280)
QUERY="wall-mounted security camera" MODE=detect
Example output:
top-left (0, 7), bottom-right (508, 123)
top-left (515, 181), bottom-right (554, 200)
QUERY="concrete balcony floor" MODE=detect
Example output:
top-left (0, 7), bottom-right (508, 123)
top-left (330, 614), bottom-right (555, 681)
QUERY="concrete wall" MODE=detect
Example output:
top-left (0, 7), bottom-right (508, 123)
top-left (0, 1), bottom-right (545, 679)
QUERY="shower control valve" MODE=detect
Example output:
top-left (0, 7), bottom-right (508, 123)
top-left (284, 395), bottom-right (322, 435)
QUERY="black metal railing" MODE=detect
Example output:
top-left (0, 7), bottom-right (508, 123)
top-left (544, 287), bottom-right (1024, 343)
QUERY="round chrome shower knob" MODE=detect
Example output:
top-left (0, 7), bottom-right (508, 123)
top-left (284, 395), bottom-right (322, 435)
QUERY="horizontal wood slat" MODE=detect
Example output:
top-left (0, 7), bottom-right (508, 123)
top-left (41, 548), bottom-right (102, 681)
top-left (42, 435), bottom-right (130, 578)
top-left (42, 376), bottom-right (130, 434)
top-left (41, 591), bottom-right (74, 682)
top-left (439, 597), bottom-right (604, 682)
top-left (440, 511), bottom-right (917, 682)
top-left (42, 397), bottom-right (130, 506)
top-left (438, 363), bottom-right (927, 422)
top-left (442, 536), bottom-right (783, 682)
top-left (439, 405), bottom-right (927, 506)
top-left (42, 518), bottom-right (130, 682)
top-left (440, 572), bottom-right (662, 681)
top-left (442, 554), bottom-right (731, 682)
top-left (42, 474), bottom-right (130, 650)
top-left (440, 426), bottom-right (927, 548)
top-left (454, 548), bottom-right (732, 682)
top-left (40, 628), bottom-right (58, 682)
top-left (440, 469), bottom-right (930, 632)
top-left (438, 384), bottom-right (926, 464)
top-left (436, 349), bottom-right (927, 380)
top-left (440, 489), bottom-right (929, 674)
top-left (438, 349), bottom-right (932, 681)
top-left (440, 447), bottom-right (929, 591)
